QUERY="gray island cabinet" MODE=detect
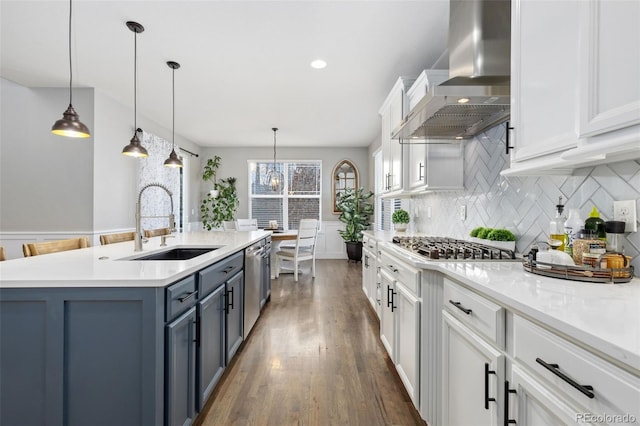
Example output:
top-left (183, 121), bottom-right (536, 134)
top-left (0, 231), bottom-right (269, 426)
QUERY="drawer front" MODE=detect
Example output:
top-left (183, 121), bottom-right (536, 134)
top-left (380, 251), bottom-right (420, 296)
top-left (199, 251), bottom-right (243, 297)
top-left (443, 278), bottom-right (504, 348)
top-left (513, 315), bottom-right (640, 420)
top-left (166, 275), bottom-right (197, 322)
top-left (362, 236), bottom-right (377, 252)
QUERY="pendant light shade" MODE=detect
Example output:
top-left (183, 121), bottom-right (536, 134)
top-left (270, 127), bottom-right (283, 192)
top-left (122, 21), bottom-right (148, 158)
top-left (164, 61), bottom-right (183, 168)
top-left (51, 0), bottom-right (91, 138)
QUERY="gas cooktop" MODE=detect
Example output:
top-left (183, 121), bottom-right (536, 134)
top-left (392, 236), bottom-right (518, 261)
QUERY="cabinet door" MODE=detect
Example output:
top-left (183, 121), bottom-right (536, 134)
top-left (166, 307), bottom-right (197, 426)
top-left (260, 250), bottom-right (271, 309)
top-left (197, 284), bottom-right (226, 411)
top-left (511, 0), bottom-right (581, 163)
top-left (381, 108), bottom-right (395, 192)
top-left (395, 281), bottom-right (421, 407)
top-left (442, 311), bottom-right (504, 426)
top-left (579, 0), bottom-right (640, 137)
top-left (225, 271), bottom-right (244, 363)
top-left (380, 269), bottom-right (396, 360)
top-left (408, 143), bottom-right (426, 189)
top-left (509, 364), bottom-right (594, 425)
top-left (362, 250), bottom-right (372, 298)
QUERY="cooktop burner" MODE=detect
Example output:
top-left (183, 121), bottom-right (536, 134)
top-left (392, 236), bottom-right (517, 261)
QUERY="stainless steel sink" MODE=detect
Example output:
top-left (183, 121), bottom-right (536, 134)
top-left (130, 247), bottom-right (218, 261)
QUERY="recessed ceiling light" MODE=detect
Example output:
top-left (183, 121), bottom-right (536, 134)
top-left (310, 59), bottom-right (327, 69)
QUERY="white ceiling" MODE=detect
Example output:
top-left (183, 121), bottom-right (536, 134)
top-left (1, 0), bottom-right (450, 148)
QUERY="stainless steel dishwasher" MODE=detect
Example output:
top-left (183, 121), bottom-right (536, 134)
top-left (244, 239), bottom-right (265, 338)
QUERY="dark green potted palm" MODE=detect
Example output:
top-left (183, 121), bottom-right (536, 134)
top-left (336, 187), bottom-right (374, 262)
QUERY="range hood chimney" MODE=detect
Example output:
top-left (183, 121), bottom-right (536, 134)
top-left (393, 0), bottom-right (511, 141)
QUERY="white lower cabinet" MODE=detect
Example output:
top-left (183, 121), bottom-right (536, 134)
top-left (379, 268), bottom-right (396, 360)
top-left (395, 280), bottom-right (420, 406)
top-left (442, 310), bottom-right (505, 426)
top-left (510, 315), bottom-right (640, 426)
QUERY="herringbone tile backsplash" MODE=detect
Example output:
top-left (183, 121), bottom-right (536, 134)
top-left (411, 125), bottom-right (640, 275)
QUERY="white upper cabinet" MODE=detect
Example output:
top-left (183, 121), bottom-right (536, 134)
top-left (405, 70), bottom-right (464, 192)
top-left (380, 77), bottom-right (414, 195)
top-left (504, 0), bottom-right (640, 176)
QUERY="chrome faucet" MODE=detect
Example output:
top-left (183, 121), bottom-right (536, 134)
top-left (135, 183), bottom-right (175, 251)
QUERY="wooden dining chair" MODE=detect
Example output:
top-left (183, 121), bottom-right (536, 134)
top-left (144, 228), bottom-right (172, 238)
top-left (0, 246), bottom-right (6, 261)
top-left (22, 237), bottom-right (90, 257)
top-left (100, 231), bottom-right (136, 245)
top-left (274, 219), bottom-right (319, 282)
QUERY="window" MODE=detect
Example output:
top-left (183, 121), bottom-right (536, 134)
top-left (248, 160), bottom-right (321, 230)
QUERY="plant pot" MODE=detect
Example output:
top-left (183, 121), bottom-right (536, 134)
top-left (394, 223), bottom-right (408, 233)
top-left (209, 189), bottom-right (219, 198)
top-left (345, 241), bottom-right (363, 263)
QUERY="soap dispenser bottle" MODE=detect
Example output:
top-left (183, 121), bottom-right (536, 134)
top-left (563, 208), bottom-right (582, 256)
top-left (584, 206), bottom-right (606, 240)
top-left (549, 196), bottom-right (566, 251)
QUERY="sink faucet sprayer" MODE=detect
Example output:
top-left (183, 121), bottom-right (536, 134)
top-left (135, 183), bottom-right (175, 251)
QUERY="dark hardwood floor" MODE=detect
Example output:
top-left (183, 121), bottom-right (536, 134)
top-left (196, 259), bottom-right (425, 426)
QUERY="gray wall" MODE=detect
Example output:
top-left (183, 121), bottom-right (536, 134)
top-left (198, 146), bottom-right (369, 221)
top-left (0, 78), bottom-right (201, 235)
top-left (408, 124), bottom-right (640, 274)
top-left (1, 79), bottom-right (95, 232)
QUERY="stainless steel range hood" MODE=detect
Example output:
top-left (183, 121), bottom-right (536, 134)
top-left (393, 0), bottom-right (511, 141)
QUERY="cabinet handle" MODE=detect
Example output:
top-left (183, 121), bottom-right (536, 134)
top-left (391, 289), bottom-right (397, 312)
top-left (364, 255), bottom-right (369, 268)
top-left (388, 264), bottom-right (398, 273)
top-left (505, 121), bottom-right (514, 155)
top-left (484, 363), bottom-right (496, 409)
top-left (418, 162), bottom-right (424, 181)
top-left (227, 287), bottom-right (234, 311)
top-left (504, 380), bottom-right (517, 426)
top-left (535, 358), bottom-right (595, 399)
top-left (178, 290), bottom-right (197, 303)
top-left (387, 285), bottom-right (392, 308)
top-left (223, 265), bottom-right (235, 274)
top-left (193, 319), bottom-right (199, 345)
top-left (449, 299), bottom-right (472, 315)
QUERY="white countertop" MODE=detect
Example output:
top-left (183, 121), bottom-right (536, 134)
top-left (363, 231), bottom-right (640, 375)
top-left (0, 230), bottom-right (270, 288)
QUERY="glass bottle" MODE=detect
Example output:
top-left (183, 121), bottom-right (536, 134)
top-left (563, 208), bottom-right (582, 257)
top-left (549, 196), bottom-right (566, 251)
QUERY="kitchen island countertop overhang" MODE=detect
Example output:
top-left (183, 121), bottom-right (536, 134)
top-left (0, 230), bottom-right (271, 288)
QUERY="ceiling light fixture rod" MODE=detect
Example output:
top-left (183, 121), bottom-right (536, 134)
top-left (164, 61), bottom-right (183, 168)
top-left (50, 0), bottom-right (91, 138)
top-left (122, 21), bottom-right (148, 157)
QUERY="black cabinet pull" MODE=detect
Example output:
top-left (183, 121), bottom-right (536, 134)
top-left (505, 121), bottom-right (514, 155)
top-left (193, 319), bottom-right (199, 345)
top-left (418, 162), bottom-right (425, 181)
top-left (535, 358), bottom-right (595, 399)
top-left (391, 289), bottom-right (397, 312)
top-left (387, 285), bottom-right (392, 308)
top-left (227, 287), bottom-right (234, 311)
top-left (449, 299), bottom-right (472, 315)
top-left (388, 264), bottom-right (398, 273)
top-left (484, 363), bottom-right (496, 409)
top-left (504, 380), bottom-right (517, 425)
top-left (223, 266), bottom-right (234, 274)
top-left (178, 290), bottom-right (197, 303)
top-left (364, 255), bottom-right (369, 268)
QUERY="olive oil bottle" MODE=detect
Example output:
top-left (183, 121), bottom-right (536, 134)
top-left (549, 196), bottom-right (566, 250)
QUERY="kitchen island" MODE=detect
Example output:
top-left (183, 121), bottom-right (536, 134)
top-left (0, 230), bottom-right (270, 426)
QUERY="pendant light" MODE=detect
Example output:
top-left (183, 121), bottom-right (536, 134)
top-left (164, 61), bottom-right (183, 168)
top-left (51, 0), bottom-right (91, 138)
top-left (122, 21), bottom-right (148, 158)
top-left (270, 127), bottom-right (283, 192)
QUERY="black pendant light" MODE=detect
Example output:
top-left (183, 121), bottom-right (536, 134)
top-left (51, 0), bottom-right (91, 138)
top-left (122, 21), bottom-right (148, 158)
top-left (270, 127), bottom-right (283, 192)
top-left (164, 61), bottom-right (183, 168)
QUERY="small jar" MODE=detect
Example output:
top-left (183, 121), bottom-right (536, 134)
top-left (582, 253), bottom-right (600, 269)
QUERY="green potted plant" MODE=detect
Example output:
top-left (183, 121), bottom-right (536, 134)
top-left (469, 227), bottom-right (516, 250)
top-left (202, 156), bottom-right (221, 197)
top-left (392, 209), bottom-right (410, 233)
top-left (201, 177), bottom-right (239, 230)
top-left (336, 187), bottom-right (374, 262)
